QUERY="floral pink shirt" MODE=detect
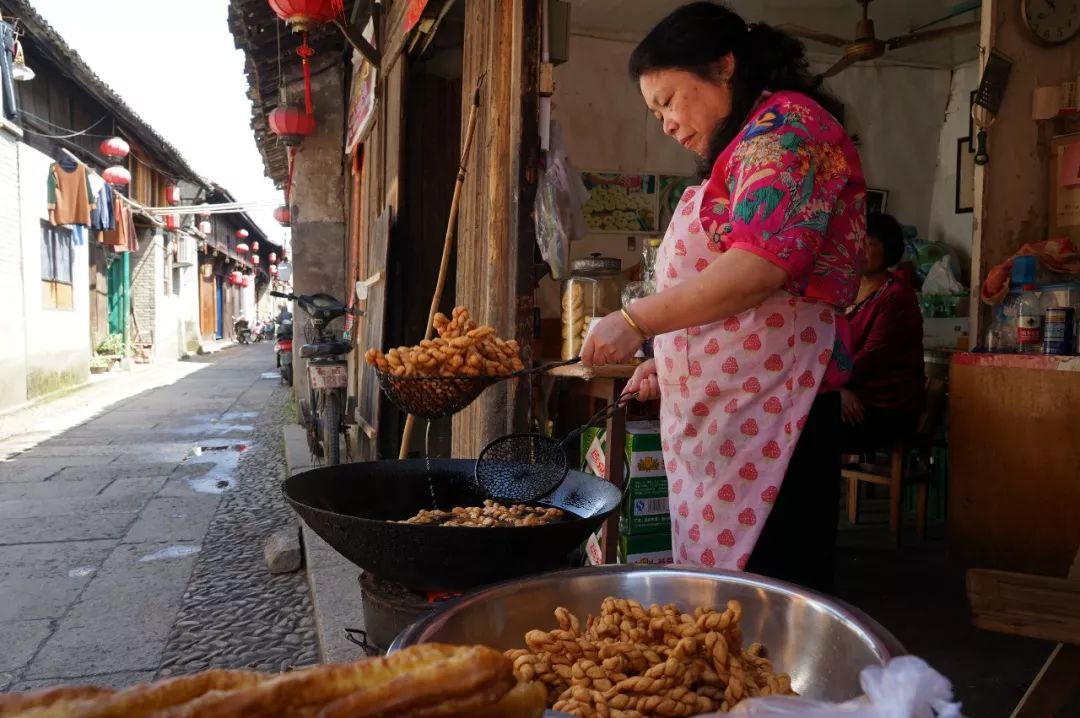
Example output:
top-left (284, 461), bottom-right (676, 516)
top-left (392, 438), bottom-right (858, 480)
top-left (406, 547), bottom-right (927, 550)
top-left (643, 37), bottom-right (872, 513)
top-left (699, 91), bottom-right (866, 308)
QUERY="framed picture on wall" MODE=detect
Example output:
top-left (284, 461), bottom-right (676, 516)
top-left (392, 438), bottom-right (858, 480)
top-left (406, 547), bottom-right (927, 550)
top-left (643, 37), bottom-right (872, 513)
top-left (581, 172), bottom-right (659, 234)
top-left (866, 188), bottom-right (888, 215)
top-left (956, 137), bottom-right (975, 214)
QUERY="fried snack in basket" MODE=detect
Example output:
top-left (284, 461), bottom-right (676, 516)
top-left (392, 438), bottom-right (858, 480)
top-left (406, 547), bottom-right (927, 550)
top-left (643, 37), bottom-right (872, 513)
top-left (506, 598), bottom-right (796, 717)
top-left (0, 686), bottom-right (113, 718)
top-left (365, 306), bottom-right (524, 378)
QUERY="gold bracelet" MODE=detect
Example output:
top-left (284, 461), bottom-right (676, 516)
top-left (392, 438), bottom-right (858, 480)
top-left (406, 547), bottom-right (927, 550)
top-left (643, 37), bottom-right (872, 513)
top-left (620, 307), bottom-right (649, 340)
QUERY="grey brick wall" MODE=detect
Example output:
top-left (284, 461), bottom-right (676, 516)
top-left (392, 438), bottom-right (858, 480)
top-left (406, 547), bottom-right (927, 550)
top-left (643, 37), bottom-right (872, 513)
top-left (130, 228), bottom-right (158, 347)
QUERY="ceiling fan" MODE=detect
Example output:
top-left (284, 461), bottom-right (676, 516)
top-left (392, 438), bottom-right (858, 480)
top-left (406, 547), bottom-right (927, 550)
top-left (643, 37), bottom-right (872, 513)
top-left (779, 0), bottom-right (981, 80)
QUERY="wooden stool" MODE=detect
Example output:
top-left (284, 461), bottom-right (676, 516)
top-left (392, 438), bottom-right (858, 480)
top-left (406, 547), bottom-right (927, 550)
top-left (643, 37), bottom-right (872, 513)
top-left (842, 442), bottom-right (930, 547)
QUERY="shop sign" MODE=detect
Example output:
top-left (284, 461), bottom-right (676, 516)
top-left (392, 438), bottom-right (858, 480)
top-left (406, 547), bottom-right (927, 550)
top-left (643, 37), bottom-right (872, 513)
top-left (404, 0), bottom-right (430, 32)
top-left (345, 18), bottom-right (378, 155)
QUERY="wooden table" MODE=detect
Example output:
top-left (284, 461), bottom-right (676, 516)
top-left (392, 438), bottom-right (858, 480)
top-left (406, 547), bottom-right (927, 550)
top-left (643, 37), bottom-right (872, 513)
top-left (547, 363), bottom-right (638, 564)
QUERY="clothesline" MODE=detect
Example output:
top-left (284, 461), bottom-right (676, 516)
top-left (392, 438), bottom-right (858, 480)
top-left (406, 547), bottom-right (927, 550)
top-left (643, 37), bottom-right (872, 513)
top-left (141, 201), bottom-right (280, 216)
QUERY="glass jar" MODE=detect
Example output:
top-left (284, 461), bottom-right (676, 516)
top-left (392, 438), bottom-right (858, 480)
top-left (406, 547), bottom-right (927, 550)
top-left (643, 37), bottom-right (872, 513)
top-left (621, 238), bottom-right (661, 309)
top-left (561, 254), bottom-right (623, 360)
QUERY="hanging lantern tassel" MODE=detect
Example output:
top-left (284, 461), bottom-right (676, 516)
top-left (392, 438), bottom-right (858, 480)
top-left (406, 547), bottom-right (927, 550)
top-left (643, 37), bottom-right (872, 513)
top-left (299, 33), bottom-right (315, 118)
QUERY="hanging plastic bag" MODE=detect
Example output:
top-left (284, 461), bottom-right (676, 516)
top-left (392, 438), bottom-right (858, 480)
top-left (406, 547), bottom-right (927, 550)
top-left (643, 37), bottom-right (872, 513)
top-left (535, 122), bottom-right (588, 280)
top-left (922, 258), bottom-right (965, 296)
top-left (722, 657), bottom-right (964, 718)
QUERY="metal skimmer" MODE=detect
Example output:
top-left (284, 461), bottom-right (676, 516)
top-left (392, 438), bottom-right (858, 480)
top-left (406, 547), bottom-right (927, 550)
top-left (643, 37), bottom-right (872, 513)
top-left (475, 392), bottom-right (637, 503)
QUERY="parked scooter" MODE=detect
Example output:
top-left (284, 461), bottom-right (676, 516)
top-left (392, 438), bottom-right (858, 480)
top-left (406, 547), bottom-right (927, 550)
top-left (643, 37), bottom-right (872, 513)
top-left (275, 318), bottom-right (294, 386)
top-left (270, 290), bottom-right (362, 466)
top-left (250, 319), bottom-right (268, 343)
top-left (232, 316), bottom-right (252, 344)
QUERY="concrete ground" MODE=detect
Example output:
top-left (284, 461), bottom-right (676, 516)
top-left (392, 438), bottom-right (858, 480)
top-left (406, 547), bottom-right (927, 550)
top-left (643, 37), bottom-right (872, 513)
top-left (0, 344), bottom-right (316, 691)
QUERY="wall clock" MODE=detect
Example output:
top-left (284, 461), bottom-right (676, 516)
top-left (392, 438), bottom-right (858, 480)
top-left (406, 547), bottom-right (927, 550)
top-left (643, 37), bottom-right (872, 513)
top-left (1022, 0), bottom-right (1080, 45)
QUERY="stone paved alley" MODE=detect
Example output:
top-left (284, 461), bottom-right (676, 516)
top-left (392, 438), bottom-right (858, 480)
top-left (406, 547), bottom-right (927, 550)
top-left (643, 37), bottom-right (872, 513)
top-left (0, 345), bottom-right (317, 691)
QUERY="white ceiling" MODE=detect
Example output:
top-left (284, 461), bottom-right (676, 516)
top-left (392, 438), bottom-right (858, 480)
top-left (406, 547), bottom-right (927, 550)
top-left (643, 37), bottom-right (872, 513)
top-left (568, 0), bottom-right (980, 68)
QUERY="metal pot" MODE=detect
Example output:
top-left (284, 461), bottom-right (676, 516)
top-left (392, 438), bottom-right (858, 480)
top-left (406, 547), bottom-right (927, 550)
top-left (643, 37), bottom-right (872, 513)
top-left (391, 564), bottom-right (904, 702)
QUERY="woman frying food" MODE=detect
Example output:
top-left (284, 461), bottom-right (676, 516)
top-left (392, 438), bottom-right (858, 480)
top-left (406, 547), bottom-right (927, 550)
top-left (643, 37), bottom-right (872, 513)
top-left (581, 3), bottom-right (866, 591)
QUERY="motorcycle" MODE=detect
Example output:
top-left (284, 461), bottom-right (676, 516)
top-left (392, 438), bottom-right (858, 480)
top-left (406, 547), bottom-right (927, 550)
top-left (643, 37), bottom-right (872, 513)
top-left (275, 318), bottom-right (294, 386)
top-left (270, 290), bottom-right (362, 466)
top-left (232, 316), bottom-right (252, 344)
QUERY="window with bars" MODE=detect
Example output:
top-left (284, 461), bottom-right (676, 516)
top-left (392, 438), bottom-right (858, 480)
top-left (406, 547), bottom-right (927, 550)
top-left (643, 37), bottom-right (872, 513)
top-left (41, 221), bottom-right (74, 310)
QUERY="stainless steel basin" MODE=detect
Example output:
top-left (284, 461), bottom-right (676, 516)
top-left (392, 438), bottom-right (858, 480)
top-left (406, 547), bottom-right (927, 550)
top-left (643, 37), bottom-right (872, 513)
top-left (390, 565), bottom-right (904, 702)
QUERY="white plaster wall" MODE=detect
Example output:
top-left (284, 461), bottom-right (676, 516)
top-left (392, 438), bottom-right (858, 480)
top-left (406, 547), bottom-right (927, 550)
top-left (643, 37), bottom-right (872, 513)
top-left (927, 61), bottom-right (980, 276)
top-left (818, 63), bottom-right (953, 238)
top-left (0, 130), bottom-right (28, 410)
top-left (18, 143), bottom-right (90, 396)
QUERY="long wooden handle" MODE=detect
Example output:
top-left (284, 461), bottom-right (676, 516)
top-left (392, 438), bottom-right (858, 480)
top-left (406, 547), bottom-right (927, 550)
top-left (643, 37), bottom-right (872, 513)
top-left (398, 75), bottom-right (486, 460)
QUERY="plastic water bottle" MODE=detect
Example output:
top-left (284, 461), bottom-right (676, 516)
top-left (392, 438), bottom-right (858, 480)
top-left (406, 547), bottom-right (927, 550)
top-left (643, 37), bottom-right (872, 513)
top-left (1016, 284), bottom-right (1043, 354)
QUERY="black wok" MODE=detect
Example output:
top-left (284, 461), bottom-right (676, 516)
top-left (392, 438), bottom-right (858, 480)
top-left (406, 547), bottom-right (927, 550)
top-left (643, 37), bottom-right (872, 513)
top-left (282, 459), bottom-right (622, 591)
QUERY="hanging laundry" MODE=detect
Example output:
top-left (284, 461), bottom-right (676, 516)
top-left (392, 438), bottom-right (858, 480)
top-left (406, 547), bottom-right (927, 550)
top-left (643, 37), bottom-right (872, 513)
top-left (89, 171), bottom-right (115, 232)
top-left (67, 225), bottom-right (88, 247)
top-left (102, 194), bottom-right (137, 253)
top-left (0, 22), bottom-right (16, 121)
top-left (47, 157), bottom-right (96, 226)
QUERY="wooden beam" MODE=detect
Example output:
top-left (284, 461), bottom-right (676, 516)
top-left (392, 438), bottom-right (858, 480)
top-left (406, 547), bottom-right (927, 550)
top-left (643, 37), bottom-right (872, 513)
top-left (451, 0), bottom-right (540, 457)
top-left (334, 18), bottom-right (381, 67)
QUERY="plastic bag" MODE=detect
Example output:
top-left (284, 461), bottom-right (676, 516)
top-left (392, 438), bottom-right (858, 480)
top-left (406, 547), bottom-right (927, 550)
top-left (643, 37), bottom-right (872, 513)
top-left (921, 258), bottom-right (965, 295)
top-left (723, 657), bottom-right (964, 718)
top-left (535, 123), bottom-right (588, 280)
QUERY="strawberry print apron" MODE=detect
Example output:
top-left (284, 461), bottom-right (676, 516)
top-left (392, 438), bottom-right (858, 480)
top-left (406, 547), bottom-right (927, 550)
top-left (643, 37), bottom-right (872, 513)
top-left (652, 184), bottom-right (843, 571)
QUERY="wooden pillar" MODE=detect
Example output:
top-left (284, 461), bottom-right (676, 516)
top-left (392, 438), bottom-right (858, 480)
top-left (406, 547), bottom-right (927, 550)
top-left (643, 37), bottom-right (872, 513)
top-left (452, 0), bottom-right (541, 458)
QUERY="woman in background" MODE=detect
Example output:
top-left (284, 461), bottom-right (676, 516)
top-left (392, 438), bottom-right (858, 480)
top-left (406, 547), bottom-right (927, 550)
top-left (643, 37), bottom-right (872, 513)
top-left (840, 212), bottom-right (926, 448)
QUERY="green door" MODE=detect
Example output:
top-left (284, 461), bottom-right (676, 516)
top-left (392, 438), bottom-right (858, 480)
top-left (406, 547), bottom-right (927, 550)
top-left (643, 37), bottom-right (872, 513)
top-left (106, 253), bottom-right (130, 341)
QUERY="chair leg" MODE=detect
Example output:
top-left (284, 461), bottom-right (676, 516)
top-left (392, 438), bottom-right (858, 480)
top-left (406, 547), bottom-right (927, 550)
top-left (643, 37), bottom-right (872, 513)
top-left (847, 476), bottom-right (860, 525)
top-left (888, 448), bottom-right (903, 548)
top-left (916, 482), bottom-right (928, 539)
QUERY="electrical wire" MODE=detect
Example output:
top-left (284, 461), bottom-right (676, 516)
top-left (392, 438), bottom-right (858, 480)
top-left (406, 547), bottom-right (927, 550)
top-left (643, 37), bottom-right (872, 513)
top-left (18, 111), bottom-right (110, 139)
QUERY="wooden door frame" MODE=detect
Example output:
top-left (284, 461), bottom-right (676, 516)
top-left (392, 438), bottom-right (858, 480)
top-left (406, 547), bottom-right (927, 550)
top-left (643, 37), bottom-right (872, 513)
top-left (452, 0), bottom-right (541, 457)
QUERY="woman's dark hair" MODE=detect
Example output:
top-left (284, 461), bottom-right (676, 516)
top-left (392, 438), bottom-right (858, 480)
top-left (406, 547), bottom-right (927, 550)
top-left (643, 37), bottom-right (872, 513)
top-left (867, 212), bottom-right (905, 268)
top-left (629, 2), bottom-right (841, 162)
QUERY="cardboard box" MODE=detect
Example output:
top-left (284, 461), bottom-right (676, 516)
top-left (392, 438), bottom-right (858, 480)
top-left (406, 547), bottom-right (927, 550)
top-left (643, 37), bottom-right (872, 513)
top-left (619, 532), bottom-right (674, 565)
top-left (581, 423), bottom-right (670, 536)
top-left (624, 421), bottom-right (664, 478)
top-left (621, 475), bottom-right (670, 535)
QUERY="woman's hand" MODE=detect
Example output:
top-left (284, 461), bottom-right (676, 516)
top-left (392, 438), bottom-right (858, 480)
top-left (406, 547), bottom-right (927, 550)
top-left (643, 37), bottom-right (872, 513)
top-left (580, 311), bottom-right (643, 367)
top-left (625, 359), bottom-right (660, 402)
top-left (840, 388), bottom-right (864, 426)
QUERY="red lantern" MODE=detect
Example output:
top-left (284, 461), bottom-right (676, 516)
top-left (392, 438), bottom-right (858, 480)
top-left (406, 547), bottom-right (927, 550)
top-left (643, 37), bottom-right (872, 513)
top-left (199, 220), bottom-right (212, 235)
top-left (269, 265), bottom-right (279, 276)
top-left (268, 106), bottom-right (316, 146)
top-left (241, 275), bottom-right (251, 288)
top-left (164, 214), bottom-right (180, 231)
top-left (99, 137), bottom-right (130, 162)
top-left (235, 229), bottom-right (249, 240)
top-left (253, 255), bottom-right (261, 265)
top-left (166, 185), bottom-right (181, 205)
top-left (231, 271), bottom-right (243, 285)
top-left (102, 166), bottom-right (130, 186)
top-left (252, 241), bottom-right (260, 252)
top-left (274, 205), bottom-right (291, 227)
top-left (268, 0), bottom-right (338, 32)
top-left (269, 252), bottom-right (277, 263)
top-left (236, 243), bottom-right (250, 254)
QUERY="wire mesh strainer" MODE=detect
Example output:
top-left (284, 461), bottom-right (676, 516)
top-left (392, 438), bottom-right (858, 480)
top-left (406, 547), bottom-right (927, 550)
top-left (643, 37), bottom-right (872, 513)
top-left (475, 392), bottom-right (637, 503)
